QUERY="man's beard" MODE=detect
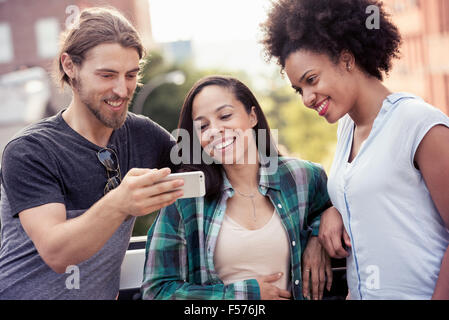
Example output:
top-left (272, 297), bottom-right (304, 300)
top-left (73, 77), bottom-right (129, 130)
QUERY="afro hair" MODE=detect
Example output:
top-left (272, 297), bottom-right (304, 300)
top-left (261, 0), bottom-right (402, 80)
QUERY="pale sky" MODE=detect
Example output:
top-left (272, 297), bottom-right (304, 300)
top-left (148, 0), bottom-right (278, 82)
top-left (149, 0), bottom-right (271, 42)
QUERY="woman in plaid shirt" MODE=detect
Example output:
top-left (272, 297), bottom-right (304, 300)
top-left (142, 76), bottom-right (334, 300)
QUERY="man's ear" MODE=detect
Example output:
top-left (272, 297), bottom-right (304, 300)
top-left (250, 106), bottom-right (258, 128)
top-left (60, 53), bottom-right (77, 82)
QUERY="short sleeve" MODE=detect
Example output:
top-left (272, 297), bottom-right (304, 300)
top-left (1, 136), bottom-right (65, 217)
top-left (397, 99), bottom-right (449, 168)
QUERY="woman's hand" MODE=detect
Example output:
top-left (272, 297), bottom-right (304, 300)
top-left (318, 206), bottom-right (351, 259)
top-left (302, 236), bottom-right (333, 300)
top-left (256, 273), bottom-right (292, 300)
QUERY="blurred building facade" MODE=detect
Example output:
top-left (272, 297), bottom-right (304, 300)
top-left (0, 0), bottom-right (153, 113)
top-left (383, 0), bottom-right (449, 114)
top-left (0, 0), bottom-right (153, 76)
top-left (0, 0), bottom-right (154, 160)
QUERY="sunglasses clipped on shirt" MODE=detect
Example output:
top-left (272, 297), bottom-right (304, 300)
top-left (97, 148), bottom-right (122, 194)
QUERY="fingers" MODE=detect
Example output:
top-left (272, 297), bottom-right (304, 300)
top-left (144, 179), bottom-right (184, 198)
top-left (319, 224), bottom-right (338, 258)
top-left (318, 262), bottom-right (326, 300)
top-left (325, 254), bottom-right (333, 292)
top-left (343, 229), bottom-right (352, 248)
top-left (111, 168), bottom-right (186, 218)
top-left (278, 289), bottom-right (292, 299)
top-left (127, 168), bottom-right (187, 198)
top-left (123, 167), bottom-right (184, 207)
top-left (331, 234), bottom-right (349, 259)
top-left (302, 267), bottom-right (310, 300)
top-left (139, 189), bottom-right (184, 215)
top-left (318, 206), bottom-right (350, 259)
top-left (303, 258), bottom-right (330, 300)
top-left (262, 272), bottom-right (283, 283)
top-left (257, 273), bottom-right (292, 300)
top-left (126, 168), bottom-right (171, 188)
top-left (322, 241), bottom-right (337, 259)
top-left (311, 265), bottom-right (320, 300)
top-left (126, 168), bottom-right (157, 176)
top-left (330, 228), bottom-right (351, 259)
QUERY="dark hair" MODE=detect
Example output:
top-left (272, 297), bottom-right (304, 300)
top-left (54, 7), bottom-right (144, 88)
top-left (176, 76), bottom-right (279, 200)
top-left (261, 0), bottom-right (402, 80)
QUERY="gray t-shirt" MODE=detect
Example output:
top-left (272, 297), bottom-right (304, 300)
top-left (0, 110), bottom-right (176, 299)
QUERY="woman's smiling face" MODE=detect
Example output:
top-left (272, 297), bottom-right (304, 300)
top-left (284, 49), bottom-right (358, 124)
top-left (192, 85), bottom-right (258, 165)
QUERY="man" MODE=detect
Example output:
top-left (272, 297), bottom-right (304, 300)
top-left (0, 7), bottom-right (182, 299)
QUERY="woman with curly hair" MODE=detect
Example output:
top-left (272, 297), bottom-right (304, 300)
top-left (261, 0), bottom-right (449, 300)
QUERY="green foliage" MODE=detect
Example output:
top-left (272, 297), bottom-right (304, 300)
top-left (132, 212), bottom-right (158, 237)
top-left (131, 51), bottom-right (253, 133)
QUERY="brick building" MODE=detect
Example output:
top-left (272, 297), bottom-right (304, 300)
top-left (0, 0), bottom-right (154, 160)
top-left (383, 0), bottom-right (449, 114)
top-left (0, 0), bottom-right (153, 76)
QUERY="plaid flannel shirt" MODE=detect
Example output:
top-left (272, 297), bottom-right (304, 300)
top-left (141, 157), bottom-right (331, 300)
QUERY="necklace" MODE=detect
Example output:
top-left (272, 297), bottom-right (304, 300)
top-left (234, 188), bottom-right (257, 222)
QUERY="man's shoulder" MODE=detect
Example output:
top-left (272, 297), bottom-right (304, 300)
top-left (123, 112), bottom-right (176, 147)
top-left (125, 112), bottom-right (171, 134)
top-left (4, 113), bottom-right (63, 154)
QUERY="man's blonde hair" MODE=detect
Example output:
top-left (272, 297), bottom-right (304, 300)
top-left (54, 7), bottom-right (144, 88)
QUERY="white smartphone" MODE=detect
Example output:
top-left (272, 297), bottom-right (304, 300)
top-left (160, 171), bottom-right (206, 199)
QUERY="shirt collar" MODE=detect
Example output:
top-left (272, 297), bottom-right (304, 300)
top-left (385, 92), bottom-right (420, 105)
top-left (221, 156), bottom-right (281, 196)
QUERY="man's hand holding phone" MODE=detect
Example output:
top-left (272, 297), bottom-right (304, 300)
top-left (108, 168), bottom-right (184, 218)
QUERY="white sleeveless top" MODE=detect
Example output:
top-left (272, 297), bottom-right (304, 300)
top-left (328, 93), bottom-right (449, 299)
top-left (214, 210), bottom-right (290, 290)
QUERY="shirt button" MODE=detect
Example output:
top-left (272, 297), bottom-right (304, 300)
top-left (295, 280), bottom-right (300, 285)
top-left (292, 241), bottom-right (296, 247)
top-left (277, 203), bottom-right (282, 209)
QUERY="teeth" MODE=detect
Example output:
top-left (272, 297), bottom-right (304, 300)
top-left (105, 100), bottom-right (123, 107)
top-left (317, 99), bottom-right (328, 113)
top-left (215, 139), bottom-right (234, 150)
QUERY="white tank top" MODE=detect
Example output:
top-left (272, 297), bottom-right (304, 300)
top-left (213, 210), bottom-right (290, 290)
